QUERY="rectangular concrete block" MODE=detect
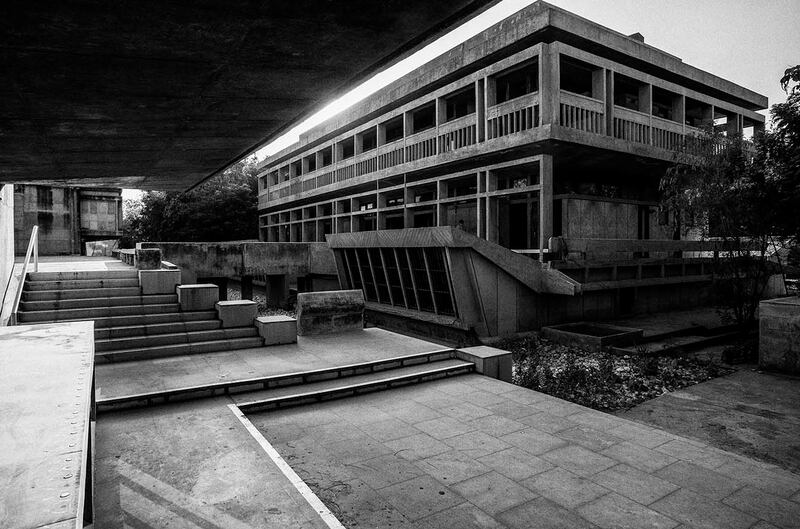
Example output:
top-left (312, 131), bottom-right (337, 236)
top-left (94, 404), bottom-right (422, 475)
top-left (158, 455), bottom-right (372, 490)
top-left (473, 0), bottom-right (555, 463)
top-left (139, 269), bottom-right (181, 295)
top-left (216, 300), bottom-right (258, 328)
top-left (177, 284), bottom-right (219, 311)
top-left (134, 248), bottom-right (161, 270)
top-left (256, 315), bottom-right (297, 345)
top-left (456, 345), bottom-right (513, 383)
top-left (759, 296), bottom-right (800, 374)
top-left (295, 289), bottom-right (364, 336)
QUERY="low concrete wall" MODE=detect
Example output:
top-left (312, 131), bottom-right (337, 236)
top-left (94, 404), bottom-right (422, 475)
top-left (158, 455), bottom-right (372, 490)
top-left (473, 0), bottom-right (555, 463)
top-left (759, 297), bottom-right (800, 375)
top-left (296, 289), bottom-right (364, 336)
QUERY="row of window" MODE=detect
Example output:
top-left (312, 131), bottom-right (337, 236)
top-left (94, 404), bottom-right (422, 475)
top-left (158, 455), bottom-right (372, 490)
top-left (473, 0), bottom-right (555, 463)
top-left (336, 247), bottom-right (457, 317)
top-left (265, 60), bottom-right (540, 186)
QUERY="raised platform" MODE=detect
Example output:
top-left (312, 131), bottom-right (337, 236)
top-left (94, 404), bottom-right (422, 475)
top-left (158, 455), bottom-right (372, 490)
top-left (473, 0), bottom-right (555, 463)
top-left (0, 322), bottom-right (95, 529)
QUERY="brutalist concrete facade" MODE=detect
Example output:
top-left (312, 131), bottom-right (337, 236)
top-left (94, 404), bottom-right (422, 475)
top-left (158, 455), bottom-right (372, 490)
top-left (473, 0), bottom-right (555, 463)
top-left (256, 1), bottom-right (766, 252)
top-left (13, 185), bottom-right (122, 255)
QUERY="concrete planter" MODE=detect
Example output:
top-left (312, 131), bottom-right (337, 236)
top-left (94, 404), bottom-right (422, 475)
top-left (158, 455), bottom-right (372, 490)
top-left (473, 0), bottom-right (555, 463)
top-left (215, 300), bottom-right (258, 328)
top-left (541, 322), bottom-right (643, 351)
top-left (759, 296), bottom-right (800, 374)
top-left (256, 315), bottom-right (297, 345)
top-left (296, 289), bottom-right (364, 336)
top-left (177, 284), bottom-right (219, 311)
top-left (139, 269), bottom-right (181, 295)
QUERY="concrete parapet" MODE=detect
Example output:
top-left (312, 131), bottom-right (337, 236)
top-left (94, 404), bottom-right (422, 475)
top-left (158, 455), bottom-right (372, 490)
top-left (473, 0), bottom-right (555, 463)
top-left (177, 284), bottom-right (219, 311)
top-left (456, 345), bottom-right (512, 383)
top-left (216, 300), bottom-right (258, 328)
top-left (135, 248), bottom-right (161, 270)
top-left (295, 289), bottom-right (364, 336)
top-left (255, 315), bottom-right (297, 345)
top-left (139, 269), bottom-right (181, 295)
top-left (759, 296), bottom-right (800, 374)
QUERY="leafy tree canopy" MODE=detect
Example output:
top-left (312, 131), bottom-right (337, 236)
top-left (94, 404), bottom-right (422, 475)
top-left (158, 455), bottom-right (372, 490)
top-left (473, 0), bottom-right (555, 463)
top-left (122, 156), bottom-right (259, 245)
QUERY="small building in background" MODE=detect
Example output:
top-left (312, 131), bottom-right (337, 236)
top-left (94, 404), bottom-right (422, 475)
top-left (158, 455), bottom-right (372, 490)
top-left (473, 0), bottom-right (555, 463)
top-left (13, 185), bottom-right (122, 256)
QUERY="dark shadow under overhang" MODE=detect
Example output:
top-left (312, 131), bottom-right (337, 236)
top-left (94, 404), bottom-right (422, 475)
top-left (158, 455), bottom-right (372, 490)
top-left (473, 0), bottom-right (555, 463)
top-left (0, 0), bottom-right (499, 191)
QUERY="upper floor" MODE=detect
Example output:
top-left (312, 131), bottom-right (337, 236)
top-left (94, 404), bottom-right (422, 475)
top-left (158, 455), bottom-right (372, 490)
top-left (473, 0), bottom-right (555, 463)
top-left (257, 1), bottom-right (767, 212)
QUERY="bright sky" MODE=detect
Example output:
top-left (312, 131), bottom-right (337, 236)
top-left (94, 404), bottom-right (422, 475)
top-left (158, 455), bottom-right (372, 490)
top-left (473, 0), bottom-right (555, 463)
top-left (123, 0), bottom-right (797, 200)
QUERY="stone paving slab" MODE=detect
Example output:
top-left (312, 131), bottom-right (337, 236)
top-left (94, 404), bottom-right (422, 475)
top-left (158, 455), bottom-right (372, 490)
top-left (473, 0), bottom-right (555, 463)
top-left (249, 373), bottom-right (800, 529)
top-left (94, 398), bottom-right (330, 529)
top-left (618, 368), bottom-right (800, 474)
top-left (96, 327), bottom-right (446, 399)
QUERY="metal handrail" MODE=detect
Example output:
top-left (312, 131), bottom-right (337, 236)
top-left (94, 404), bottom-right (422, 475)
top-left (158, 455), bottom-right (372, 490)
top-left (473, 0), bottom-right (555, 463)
top-left (9, 225), bottom-right (38, 325)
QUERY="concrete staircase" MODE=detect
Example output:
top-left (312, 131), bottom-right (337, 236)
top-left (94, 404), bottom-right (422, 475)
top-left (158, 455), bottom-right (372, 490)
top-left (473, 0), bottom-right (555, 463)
top-left (16, 269), bottom-right (263, 362)
top-left (97, 348), bottom-right (474, 412)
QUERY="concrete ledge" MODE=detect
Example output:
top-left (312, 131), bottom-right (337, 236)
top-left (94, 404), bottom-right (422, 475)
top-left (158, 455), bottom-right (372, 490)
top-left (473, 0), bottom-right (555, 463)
top-left (296, 289), bottom-right (364, 336)
top-left (256, 315), bottom-right (297, 345)
top-left (135, 248), bottom-right (161, 270)
top-left (177, 284), bottom-right (219, 311)
top-left (139, 268), bottom-right (181, 295)
top-left (216, 300), bottom-right (258, 328)
top-left (456, 345), bottom-right (512, 383)
top-left (759, 296), bottom-right (800, 374)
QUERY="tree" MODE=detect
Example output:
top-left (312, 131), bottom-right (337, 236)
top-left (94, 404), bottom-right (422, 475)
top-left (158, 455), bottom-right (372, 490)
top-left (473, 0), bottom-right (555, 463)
top-left (121, 156), bottom-right (259, 245)
top-left (660, 66), bottom-right (800, 324)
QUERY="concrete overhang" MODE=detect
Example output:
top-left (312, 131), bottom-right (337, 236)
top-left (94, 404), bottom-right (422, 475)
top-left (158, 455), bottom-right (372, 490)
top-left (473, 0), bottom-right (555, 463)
top-left (0, 0), bottom-right (499, 191)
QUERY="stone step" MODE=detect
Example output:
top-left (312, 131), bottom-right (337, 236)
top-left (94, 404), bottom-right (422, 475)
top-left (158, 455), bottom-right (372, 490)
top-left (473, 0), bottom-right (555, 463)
top-left (93, 319), bottom-right (221, 340)
top-left (22, 286), bottom-right (142, 302)
top-left (235, 358), bottom-right (473, 413)
top-left (27, 270), bottom-right (138, 282)
top-left (17, 303), bottom-right (181, 323)
top-left (28, 311), bottom-right (218, 328)
top-left (96, 348), bottom-right (458, 411)
top-left (95, 336), bottom-right (265, 363)
top-left (24, 278), bottom-right (141, 291)
top-left (19, 294), bottom-right (177, 311)
top-left (95, 327), bottom-right (258, 352)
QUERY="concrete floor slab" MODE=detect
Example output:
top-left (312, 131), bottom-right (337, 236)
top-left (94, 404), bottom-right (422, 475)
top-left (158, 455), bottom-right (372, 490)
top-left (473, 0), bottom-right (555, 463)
top-left (248, 374), bottom-right (800, 529)
top-left (618, 368), bottom-right (800, 474)
top-left (94, 398), bottom-right (331, 529)
top-left (96, 327), bottom-right (446, 399)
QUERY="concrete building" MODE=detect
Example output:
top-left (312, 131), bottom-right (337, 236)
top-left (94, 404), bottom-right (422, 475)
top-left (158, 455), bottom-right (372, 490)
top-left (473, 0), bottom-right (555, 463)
top-left (13, 185), bottom-right (122, 255)
top-left (256, 1), bottom-right (768, 337)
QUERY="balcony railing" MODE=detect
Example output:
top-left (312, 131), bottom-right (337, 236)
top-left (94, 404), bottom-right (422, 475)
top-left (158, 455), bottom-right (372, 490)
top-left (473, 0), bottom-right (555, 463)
top-left (487, 92), bottom-right (540, 140)
top-left (559, 91), bottom-right (604, 134)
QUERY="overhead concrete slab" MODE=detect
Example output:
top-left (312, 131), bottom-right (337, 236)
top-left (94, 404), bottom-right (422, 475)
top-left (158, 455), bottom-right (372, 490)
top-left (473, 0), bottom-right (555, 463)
top-left (0, 0), bottom-right (498, 190)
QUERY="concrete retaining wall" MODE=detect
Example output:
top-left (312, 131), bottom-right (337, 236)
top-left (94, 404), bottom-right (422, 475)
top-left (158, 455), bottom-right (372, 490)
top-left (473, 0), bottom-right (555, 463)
top-left (759, 297), bottom-right (800, 374)
top-left (296, 289), bottom-right (364, 336)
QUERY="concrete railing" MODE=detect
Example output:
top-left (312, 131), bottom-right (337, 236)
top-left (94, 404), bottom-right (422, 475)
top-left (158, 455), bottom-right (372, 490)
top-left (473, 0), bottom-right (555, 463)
top-left (549, 237), bottom-right (765, 261)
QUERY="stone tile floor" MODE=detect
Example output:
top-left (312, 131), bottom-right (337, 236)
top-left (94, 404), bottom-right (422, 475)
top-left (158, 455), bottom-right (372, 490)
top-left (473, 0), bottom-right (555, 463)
top-left (619, 367), bottom-right (800, 475)
top-left (250, 374), bottom-right (800, 529)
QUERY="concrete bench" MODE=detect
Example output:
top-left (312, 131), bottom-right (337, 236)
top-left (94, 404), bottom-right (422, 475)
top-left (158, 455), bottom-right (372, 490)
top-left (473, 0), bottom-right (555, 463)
top-left (139, 268), bottom-right (181, 295)
top-left (456, 345), bottom-right (513, 383)
top-left (134, 248), bottom-right (161, 270)
top-left (177, 284), bottom-right (219, 311)
top-left (216, 300), bottom-right (258, 328)
top-left (295, 289), bottom-right (364, 336)
top-left (255, 315), bottom-right (297, 345)
top-left (119, 248), bottom-right (135, 266)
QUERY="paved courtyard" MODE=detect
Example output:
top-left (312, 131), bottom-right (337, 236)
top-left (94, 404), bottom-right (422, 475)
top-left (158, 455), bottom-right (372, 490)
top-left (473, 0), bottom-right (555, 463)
top-left (250, 374), bottom-right (800, 529)
top-left (619, 368), bottom-right (800, 475)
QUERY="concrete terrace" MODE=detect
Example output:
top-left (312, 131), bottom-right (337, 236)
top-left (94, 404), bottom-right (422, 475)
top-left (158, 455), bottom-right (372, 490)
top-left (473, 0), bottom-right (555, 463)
top-left (95, 372), bottom-right (800, 528)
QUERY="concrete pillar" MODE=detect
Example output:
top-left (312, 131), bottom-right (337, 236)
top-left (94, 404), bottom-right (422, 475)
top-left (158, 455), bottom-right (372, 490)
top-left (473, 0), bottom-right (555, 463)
top-left (539, 155), bottom-right (554, 261)
top-left (476, 78), bottom-right (486, 142)
top-left (266, 274), bottom-right (289, 308)
top-left (539, 42), bottom-right (560, 126)
top-left (241, 275), bottom-right (254, 300)
top-left (605, 70), bottom-right (614, 136)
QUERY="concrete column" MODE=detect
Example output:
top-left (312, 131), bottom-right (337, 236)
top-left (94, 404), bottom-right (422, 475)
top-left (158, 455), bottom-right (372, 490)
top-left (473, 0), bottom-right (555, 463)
top-left (539, 43), bottom-right (560, 126)
top-left (476, 78), bottom-right (486, 142)
top-left (726, 113), bottom-right (743, 136)
top-left (266, 274), bottom-right (289, 308)
top-left (676, 95), bottom-right (686, 134)
top-left (539, 155), bottom-right (554, 261)
top-left (605, 70), bottom-right (614, 136)
top-left (241, 275), bottom-right (254, 300)
top-left (210, 277), bottom-right (228, 301)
